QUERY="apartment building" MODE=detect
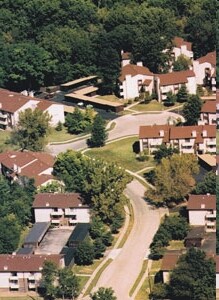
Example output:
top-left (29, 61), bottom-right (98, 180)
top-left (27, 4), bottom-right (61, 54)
top-left (139, 124), bottom-right (216, 154)
top-left (0, 89), bottom-right (65, 129)
top-left (0, 254), bottom-right (63, 292)
top-left (199, 100), bottom-right (216, 125)
top-left (0, 151), bottom-right (57, 187)
top-left (33, 193), bottom-right (90, 226)
top-left (187, 194), bottom-right (216, 233)
top-left (171, 37), bottom-right (193, 61)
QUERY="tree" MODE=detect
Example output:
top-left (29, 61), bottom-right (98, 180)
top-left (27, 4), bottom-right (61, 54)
top-left (93, 238), bottom-right (106, 258)
top-left (91, 287), bottom-right (117, 300)
top-left (88, 114), bottom-right (108, 147)
top-left (164, 91), bottom-right (176, 107)
top-left (153, 144), bottom-right (179, 164)
top-left (57, 268), bottom-right (79, 300)
top-left (193, 171), bottom-right (216, 195)
top-left (0, 214), bottom-right (21, 254)
top-left (168, 248), bottom-right (215, 300)
top-left (173, 54), bottom-right (191, 71)
top-left (41, 261), bottom-right (58, 300)
top-left (11, 108), bottom-right (51, 151)
top-left (176, 84), bottom-right (189, 103)
top-left (146, 154), bottom-right (199, 205)
top-left (65, 107), bottom-right (85, 134)
top-left (182, 95), bottom-right (202, 125)
top-left (74, 241), bottom-right (95, 265)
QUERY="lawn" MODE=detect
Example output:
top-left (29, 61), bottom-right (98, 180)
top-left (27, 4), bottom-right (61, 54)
top-left (86, 137), bottom-right (155, 172)
top-left (0, 298), bottom-right (42, 300)
top-left (132, 100), bottom-right (183, 112)
top-left (47, 127), bottom-right (78, 143)
top-left (72, 259), bottom-right (103, 275)
top-left (167, 240), bottom-right (185, 250)
top-left (98, 94), bottom-right (124, 103)
top-left (135, 277), bottom-right (150, 300)
top-left (0, 130), bottom-right (17, 151)
top-left (130, 260), bottom-right (148, 297)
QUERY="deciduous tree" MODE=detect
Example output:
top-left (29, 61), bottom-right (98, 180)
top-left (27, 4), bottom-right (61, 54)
top-left (182, 95), bottom-right (202, 125)
top-left (88, 114), bottom-right (108, 147)
top-left (91, 287), bottom-right (117, 300)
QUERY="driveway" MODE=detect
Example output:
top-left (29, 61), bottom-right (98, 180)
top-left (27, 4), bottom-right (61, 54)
top-left (90, 180), bottom-right (167, 300)
top-left (47, 111), bottom-right (183, 156)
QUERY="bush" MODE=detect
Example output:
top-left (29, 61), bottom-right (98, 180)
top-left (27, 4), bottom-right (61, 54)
top-left (110, 214), bottom-right (124, 233)
top-left (127, 99), bottom-right (133, 105)
top-left (144, 170), bottom-right (156, 185)
top-left (55, 121), bottom-right (63, 131)
top-left (74, 241), bottom-right (95, 265)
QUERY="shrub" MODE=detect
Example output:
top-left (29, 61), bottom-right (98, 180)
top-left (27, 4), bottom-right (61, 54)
top-left (55, 121), bottom-right (63, 131)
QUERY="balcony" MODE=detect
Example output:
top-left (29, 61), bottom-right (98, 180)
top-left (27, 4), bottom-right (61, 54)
top-left (206, 220), bottom-right (216, 227)
top-left (65, 209), bottom-right (76, 216)
top-left (51, 219), bottom-right (60, 224)
top-left (10, 282), bottom-right (19, 289)
top-left (206, 140), bottom-right (216, 146)
top-left (0, 119), bottom-right (7, 125)
top-left (206, 147), bottom-right (216, 153)
top-left (206, 211), bottom-right (216, 219)
top-left (51, 210), bottom-right (63, 216)
top-left (10, 276), bottom-right (18, 281)
top-left (28, 281), bottom-right (36, 289)
top-left (28, 275), bottom-right (35, 281)
top-left (69, 218), bottom-right (77, 224)
top-left (0, 112), bottom-right (7, 118)
top-left (182, 141), bottom-right (193, 147)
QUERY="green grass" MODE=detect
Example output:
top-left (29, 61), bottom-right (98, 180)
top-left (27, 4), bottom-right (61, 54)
top-left (78, 275), bottom-right (90, 292)
top-left (99, 95), bottom-right (124, 103)
top-left (0, 130), bottom-right (18, 152)
top-left (166, 240), bottom-right (185, 250)
top-left (135, 277), bottom-right (150, 300)
top-left (84, 258), bottom-right (113, 296)
top-left (132, 100), bottom-right (183, 112)
top-left (129, 260), bottom-right (148, 297)
top-left (117, 202), bottom-right (134, 248)
top-left (86, 137), bottom-right (155, 172)
top-left (0, 297), bottom-right (43, 300)
top-left (72, 259), bottom-right (103, 275)
top-left (47, 127), bottom-right (77, 143)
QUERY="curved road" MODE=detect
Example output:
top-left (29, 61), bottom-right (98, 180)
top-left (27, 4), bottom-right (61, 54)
top-left (89, 180), bottom-right (166, 300)
top-left (47, 111), bottom-right (183, 155)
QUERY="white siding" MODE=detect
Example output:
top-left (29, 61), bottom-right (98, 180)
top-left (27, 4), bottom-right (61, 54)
top-left (46, 104), bottom-right (65, 126)
top-left (189, 210), bottom-right (207, 226)
top-left (34, 208), bottom-right (52, 222)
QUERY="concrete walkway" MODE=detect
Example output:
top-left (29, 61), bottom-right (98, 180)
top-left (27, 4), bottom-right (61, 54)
top-left (87, 180), bottom-right (166, 300)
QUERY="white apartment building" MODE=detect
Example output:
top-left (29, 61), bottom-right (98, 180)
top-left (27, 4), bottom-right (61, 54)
top-left (139, 125), bottom-right (216, 154)
top-left (187, 194), bottom-right (216, 233)
top-left (199, 100), bottom-right (216, 125)
top-left (118, 63), bottom-right (154, 99)
top-left (33, 193), bottom-right (90, 226)
top-left (171, 37), bottom-right (193, 61)
top-left (0, 89), bottom-right (65, 129)
top-left (155, 70), bottom-right (196, 102)
top-left (0, 254), bottom-right (63, 292)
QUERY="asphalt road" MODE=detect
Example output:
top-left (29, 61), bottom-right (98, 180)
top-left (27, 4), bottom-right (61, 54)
top-left (47, 111), bottom-right (183, 156)
top-left (90, 180), bottom-right (166, 300)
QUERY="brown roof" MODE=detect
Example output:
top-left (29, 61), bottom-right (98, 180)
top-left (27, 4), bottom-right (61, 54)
top-left (157, 70), bottom-right (195, 86)
top-left (0, 89), bottom-right (31, 113)
top-left (119, 64), bottom-right (154, 82)
top-left (187, 194), bottom-right (216, 210)
top-left (161, 251), bottom-right (181, 271)
top-left (0, 254), bottom-right (62, 272)
top-left (139, 125), bottom-right (215, 142)
top-left (0, 151), bottom-right (55, 187)
top-left (197, 51), bottom-right (216, 66)
top-left (33, 193), bottom-right (87, 208)
top-left (139, 125), bottom-right (170, 142)
top-left (34, 174), bottom-right (56, 187)
top-left (121, 52), bottom-right (131, 60)
top-left (142, 79), bottom-right (152, 86)
top-left (201, 100), bottom-right (216, 113)
top-left (173, 37), bottom-right (192, 51)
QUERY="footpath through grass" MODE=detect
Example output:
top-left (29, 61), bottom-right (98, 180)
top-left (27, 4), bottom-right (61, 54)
top-left (86, 137), bottom-right (155, 173)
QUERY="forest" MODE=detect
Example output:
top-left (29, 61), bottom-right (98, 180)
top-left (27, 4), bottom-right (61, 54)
top-left (0, 0), bottom-right (216, 93)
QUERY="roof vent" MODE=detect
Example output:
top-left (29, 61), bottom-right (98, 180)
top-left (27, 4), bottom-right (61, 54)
top-left (201, 204), bottom-right (205, 209)
top-left (191, 130), bottom-right (196, 137)
top-left (4, 266), bottom-right (8, 270)
top-left (9, 94), bottom-right (14, 97)
top-left (46, 202), bottom-right (50, 207)
top-left (159, 130), bottom-right (164, 137)
top-left (202, 130), bottom-right (207, 137)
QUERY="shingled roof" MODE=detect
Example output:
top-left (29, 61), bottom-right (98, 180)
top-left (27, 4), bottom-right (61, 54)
top-left (173, 37), bottom-right (192, 51)
top-left (119, 64), bottom-right (154, 82)
top-left (187, 194), bottom-right (216, 210)
top-left (33, 193), bottom-right (88, 208)
top-left (157, 70), bottom-right (195, 86)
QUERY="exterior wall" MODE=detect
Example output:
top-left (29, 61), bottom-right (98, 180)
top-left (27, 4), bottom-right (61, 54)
top-left (120, 74), bottom-right (154, 99)
top-left (35, 208), bottom-right (52, 222)
top-left (13, 100), bottom-right (39, 126)
top-left (171, 138), bottom-right (195, 154)
top-left (189, 210), bottom-right (208, 226)
top-left (216, 273), bottom-right (219, 289)
top-left (162, 271), bottom-right (170, 283)
top-left (0, 272), bottom-right (11, 288)
top-left (34, 207), bottom-right (90, 224)
top-left (172, 46), bottom-right (193, 60)
top-left (199, 112), bottom-right (216, 125)
top-left (193, 61), bottom-right (214, 85)
top-left (46, 104), bottom-right (65, 126)
top-left (186, 76), bottom-right (197, 95)
top-left (139, 137), bottom-right (165, 154)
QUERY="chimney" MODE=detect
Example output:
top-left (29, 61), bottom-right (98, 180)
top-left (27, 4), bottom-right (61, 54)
top-left (202, 130), bottom-right (207, 137)
top-left (201, 204), bottom-right (205, 209)
top-left (137, 61), bottom-right (143, 67)
top-left (191, 130), bottom-right (196, 137)
top-left (159, 130), bottom-right (164, 137)
top-left (0, 103), bottom-right (2, 109)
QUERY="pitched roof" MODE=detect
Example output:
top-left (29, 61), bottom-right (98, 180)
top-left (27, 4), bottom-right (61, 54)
top-left (33, 193), bottom-right (88, 208)
top-left (201, 100), bottom-right (216, 113)
top-left (0, 89), bottom-right (31, 113)
top-left (139, 125), bottom-right (215, 142)
top-left (197, 51), bottom-right (216, 66)
top-left (139, 125), bottom-right (170, 142)
top-left (161, 251), bottom-right (181, 271)
top-left (121, 52), bottom-right (131, 60)
top-left (157, 70), bottom-right (195, 86)
top-left (187, 194), bottom-right (216, 210)
top-left (173, 37), bottom-right (192, 51)
top-left (119, 64), bottom-right (154, 82)
top-left (0, 151), bottom-right (55, 187)
top-left (0, 254), bottom-right (62, 272)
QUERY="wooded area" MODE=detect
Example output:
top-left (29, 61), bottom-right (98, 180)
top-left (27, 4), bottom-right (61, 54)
top-left (0, 0), bottom-right (216, 93)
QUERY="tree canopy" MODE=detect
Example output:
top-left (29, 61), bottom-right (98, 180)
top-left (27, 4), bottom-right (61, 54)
top-left (91, 287), bottom-right (117, 300)
top-left (11, 108), bottom-right (51, 151)
top-left (182, 95), bottom-right (202, 125)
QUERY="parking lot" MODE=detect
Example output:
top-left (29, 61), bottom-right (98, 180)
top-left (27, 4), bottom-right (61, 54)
top-left (35, 227), bottom-right (73, 254)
